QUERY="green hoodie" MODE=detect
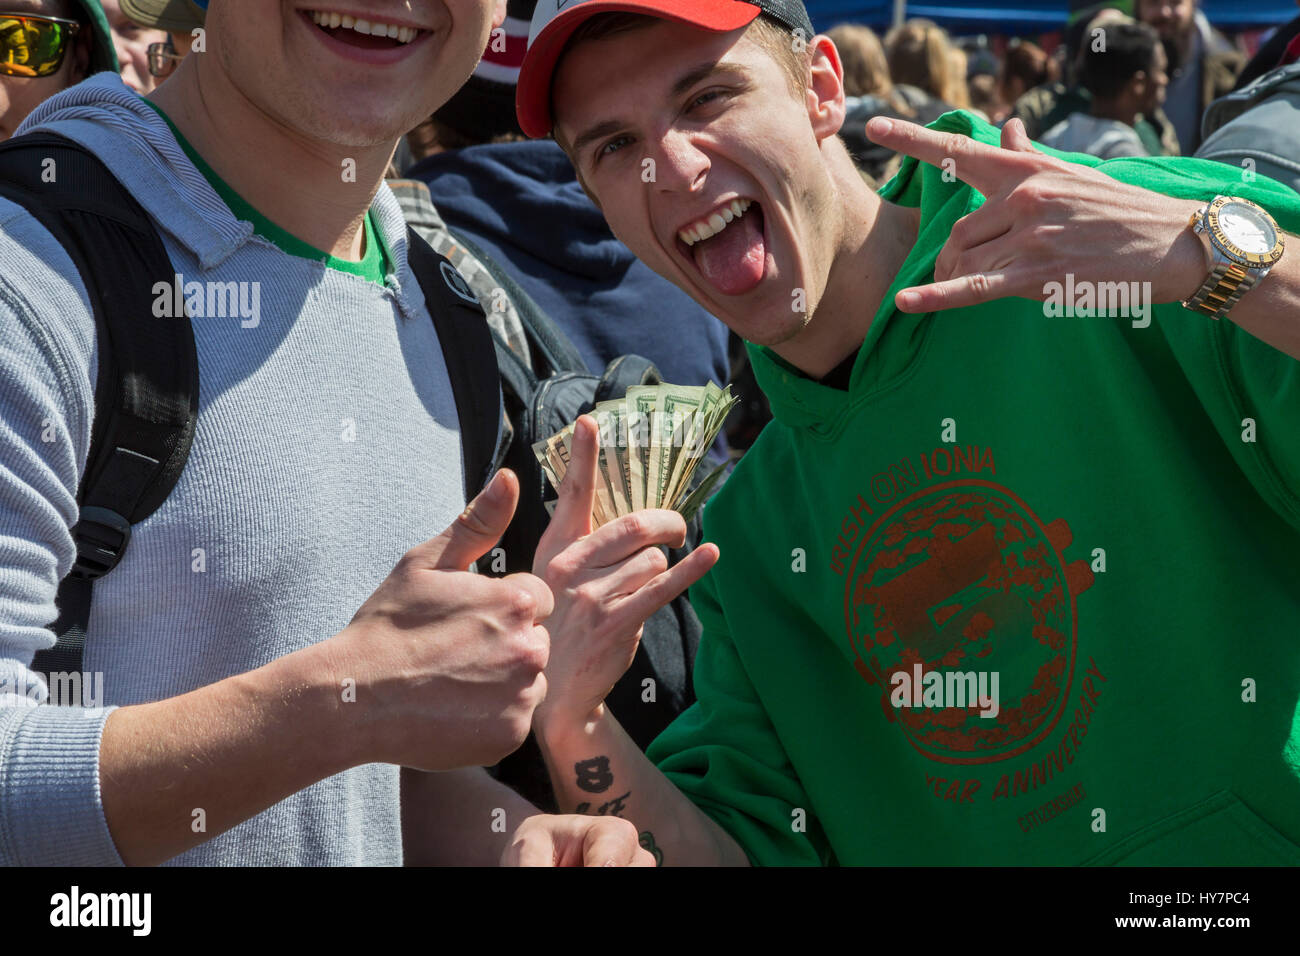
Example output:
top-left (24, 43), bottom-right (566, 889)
top-left (646, 111), bottom-right (1300, 866)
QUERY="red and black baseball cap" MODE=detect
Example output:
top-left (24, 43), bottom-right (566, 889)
top-left (516, 0), bottom-right (815, 138)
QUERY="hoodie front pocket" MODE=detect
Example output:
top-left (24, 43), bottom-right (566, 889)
top-left (1083, 789), bottom-right (1300, 866)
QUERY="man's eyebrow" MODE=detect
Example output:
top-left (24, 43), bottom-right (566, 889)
top-left (568, 61), bottom-right (751, 160)
top-left (670, 60), bottom-right (749, 99)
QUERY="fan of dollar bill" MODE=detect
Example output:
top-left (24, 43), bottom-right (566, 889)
top-left (532, 383), bottom-right (739, 528)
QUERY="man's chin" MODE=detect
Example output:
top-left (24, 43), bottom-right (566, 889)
top-left (276, 97), bottom-right (425, 150)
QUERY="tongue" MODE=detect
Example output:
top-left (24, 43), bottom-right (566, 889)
top-left (694, 206), bottom-right (766, 296)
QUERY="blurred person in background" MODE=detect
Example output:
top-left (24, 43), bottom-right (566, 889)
top-left (1014, 6), bottom-right (1180, 156)
top-left (0, 0), bottom-right (116, 137)
top-left (956, 37), bottom-right (1001, 122)
top-left (826, 22), bottom-right (893, 101)
top-left (827, 21), bottom-right (909, 183)
top-left (1196, 11), bottom-right (1300, 194)
top-left (120, 0), bottom-right (204, 83)
top-left (966, 72), bottom-right (1003, 123)
top-left (99, 0), bottom-right (161, 92)
top-left (885, 18), bottom-right (962, 123)
top-left (1136, 0), bottom-right (1240, 152)
top-left (999, 39), bottom-right (1057, 124)
top-left (1040, 20), bottom-right (1167, 158)
top-left (945, 43), bottom-right (971, 110)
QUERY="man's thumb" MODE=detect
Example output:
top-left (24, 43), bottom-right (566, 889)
top-left (420, 469), bottom-right (519, 571)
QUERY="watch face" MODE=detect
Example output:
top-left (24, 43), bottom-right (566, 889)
top-left (1218, 202), bottom-right (1276, 255)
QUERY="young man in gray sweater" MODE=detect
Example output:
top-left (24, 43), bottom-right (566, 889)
top-left (0, 0), bottom-right (714, 866)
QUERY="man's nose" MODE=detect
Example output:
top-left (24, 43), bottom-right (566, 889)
top-left (649, 127), bottom-right (710, 194)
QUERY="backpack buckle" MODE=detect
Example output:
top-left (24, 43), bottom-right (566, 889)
top-left (70, 507), bottom-right (132, 580)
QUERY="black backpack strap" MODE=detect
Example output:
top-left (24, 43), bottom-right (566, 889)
top-left (492, 325), bottom-right (541, 413)
top-left (0, 132), bottom-right (198, 686)
top-left (405, 227), bottom-right (504, 499)
top-left (452, 230), bottom-right (588, 376)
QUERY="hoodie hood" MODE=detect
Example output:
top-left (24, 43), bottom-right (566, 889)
top-left (74, 0), bottom-right (120, 75)
top-left (406, 139), bottom-right (630, 281)
top-left (15, 73), bottom-right (426, 319)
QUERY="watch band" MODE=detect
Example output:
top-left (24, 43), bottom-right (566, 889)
top-left (1181, 260), bottom-right (1258, 320)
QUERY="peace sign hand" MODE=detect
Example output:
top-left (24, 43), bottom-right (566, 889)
top-left (864, 117), bottom-right (1207, 314)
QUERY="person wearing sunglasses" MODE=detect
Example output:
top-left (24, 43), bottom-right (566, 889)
top-left (145, 31), bottom-right (178, 78)
top-left (0, 1), bottom-right (116, 138)
top-left (125, 0), bottom-right (204, 81)
top-left (99, 0), bottom-right (162, 92)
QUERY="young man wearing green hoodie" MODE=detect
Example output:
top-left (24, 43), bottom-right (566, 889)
top-left (515, 0), bottom-right (1300, 865)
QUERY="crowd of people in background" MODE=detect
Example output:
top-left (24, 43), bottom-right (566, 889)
top-left (823, 2), bottom-right (1299, 194)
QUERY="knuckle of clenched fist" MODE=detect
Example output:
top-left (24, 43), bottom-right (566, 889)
top-left (526, 640), bottom-right (548, 673)
top-left (506, 585), bottom-right (537, 621)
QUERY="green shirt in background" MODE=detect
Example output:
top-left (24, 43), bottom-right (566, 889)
top-left (141, 98), bottom-right (391, 284)
top-left (648, 110), bottom-right (1300, 865)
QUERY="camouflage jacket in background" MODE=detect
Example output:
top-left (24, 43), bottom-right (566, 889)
top-left (387, 177), bottom-right (533, 369)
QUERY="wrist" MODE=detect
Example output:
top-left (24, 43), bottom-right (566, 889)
top-left (1167, 200), bottom-right (1212, 303)
top-left (535, 701), bottom-right (609, 752)
top-left (257, 639), bottom-right (369, 773)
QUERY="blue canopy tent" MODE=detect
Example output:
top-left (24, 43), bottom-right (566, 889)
top-left (805, 1), bottom-right (1300, 34)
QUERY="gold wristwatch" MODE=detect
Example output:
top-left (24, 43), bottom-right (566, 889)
top-left (1181, 195), bottom-right (1285, 320)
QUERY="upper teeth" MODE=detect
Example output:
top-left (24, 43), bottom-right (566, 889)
top-left (680, 199), bottom-right (752, 246)
top-left (309, 10), bottom-right (419, 43)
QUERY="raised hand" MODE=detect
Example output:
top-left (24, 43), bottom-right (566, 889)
top-left (324, 468), bottom-right (555, 770)
top-left (864, 116), bottom-right (1207, 313)
top-left (532, 414), bottom-right (719, 730)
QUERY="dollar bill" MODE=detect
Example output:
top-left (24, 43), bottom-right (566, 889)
top-left (663, 382), bottom-right (722, 508)
top-left (532, 436), bottom-right (562, 489)
top-left (534, 381), bottom-right (739, 526)
top-left (667, 385), bottom-right (735, 509)
top-left (593, 405), bottom-right (630, 515)
top-left (676, 458), bottom-right (729, 523)
top-left (650, 385), bottom-right (706, 511)
top-left (624, 388), bottom-right (657, 510)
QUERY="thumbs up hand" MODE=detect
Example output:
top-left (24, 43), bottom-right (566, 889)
top-left (325, 469), bottom-right (555, 771)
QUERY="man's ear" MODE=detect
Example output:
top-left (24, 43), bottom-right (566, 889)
top-left (492, 0), bottom-right (508, 30)
top-left (1128, 70), bottom-right (1148, 104)
top-left (806, 35), bottom-right (846, 143)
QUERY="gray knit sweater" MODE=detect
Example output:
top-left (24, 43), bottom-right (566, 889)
top-left (0, 74), bottom-right (469, 865)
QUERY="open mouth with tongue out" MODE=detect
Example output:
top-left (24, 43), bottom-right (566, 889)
top-left (677, 198), bottom-right (769, 297)
top-left (302, 8), bottom-right (429, 62)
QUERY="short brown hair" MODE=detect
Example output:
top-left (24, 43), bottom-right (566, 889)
top-left (563, 11), bottom-right (812, 101)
